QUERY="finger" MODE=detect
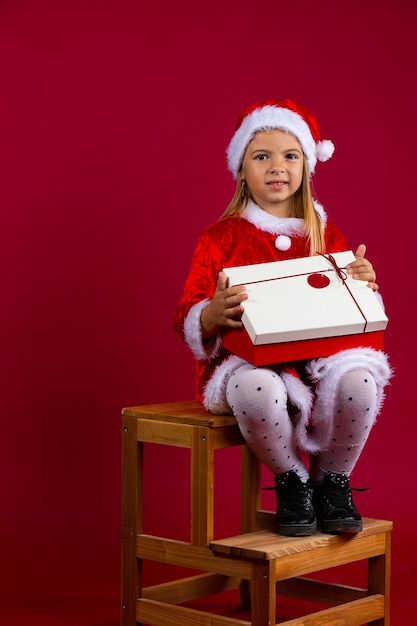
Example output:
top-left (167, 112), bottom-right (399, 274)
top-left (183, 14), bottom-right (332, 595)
top-left (216, 271), bottom-right (228, 292)
top-left (226, 287), bottom-right (247, 307)
top-left (354, 243), bottom-right (367, 260)
top-left (224, 304), bottom-right (243, 319)
top-left (225, 317), bottom-right (244, 329)
top-left (223, 296), bottom-right (245, 319)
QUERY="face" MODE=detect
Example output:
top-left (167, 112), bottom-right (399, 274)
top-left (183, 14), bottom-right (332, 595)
top-left (241, 129), bottom-right (304, 217)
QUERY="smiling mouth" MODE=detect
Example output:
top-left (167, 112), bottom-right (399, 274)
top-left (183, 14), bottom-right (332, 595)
top-left (267, 181), bottom-right (287, 189)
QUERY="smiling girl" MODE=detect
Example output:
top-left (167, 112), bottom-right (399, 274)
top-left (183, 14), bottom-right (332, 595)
top-left (174, 99), bottom-right (391, 536)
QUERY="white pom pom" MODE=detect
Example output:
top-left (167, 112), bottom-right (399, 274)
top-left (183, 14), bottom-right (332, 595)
top-left (275, 235), bottom-right (291, 251)
top-left (316, 139), bottom-right (335, 162)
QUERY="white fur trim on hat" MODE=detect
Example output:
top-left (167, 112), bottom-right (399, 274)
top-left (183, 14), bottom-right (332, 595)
top-left (227, 105), bottom-right (327, 178)
top-left (316, 139), bottom-right (335, 162)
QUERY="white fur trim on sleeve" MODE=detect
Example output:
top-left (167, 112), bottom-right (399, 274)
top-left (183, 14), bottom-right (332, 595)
top-left (183, 299), bottom-right (223, 361)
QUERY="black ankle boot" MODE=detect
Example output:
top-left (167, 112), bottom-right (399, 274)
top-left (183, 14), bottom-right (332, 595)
top-left (274, 470), bottom-right (317, 537)
top-left (313, 472), bottom-right (363, 534)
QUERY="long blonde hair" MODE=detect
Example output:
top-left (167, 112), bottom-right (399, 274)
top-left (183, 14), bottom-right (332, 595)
top-left (221, 158), bottom-right (325, 256)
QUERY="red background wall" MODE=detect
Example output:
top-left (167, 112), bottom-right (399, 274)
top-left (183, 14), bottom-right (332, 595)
top-left (0, 1), bottom-right (415, 624)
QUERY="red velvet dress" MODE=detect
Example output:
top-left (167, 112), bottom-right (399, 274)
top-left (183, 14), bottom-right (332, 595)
top-left (174, 201), bottom-right (348, 405)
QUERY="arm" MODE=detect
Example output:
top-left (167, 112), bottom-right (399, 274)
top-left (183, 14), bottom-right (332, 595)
top-left (173, 229), bottom-right (246, 360)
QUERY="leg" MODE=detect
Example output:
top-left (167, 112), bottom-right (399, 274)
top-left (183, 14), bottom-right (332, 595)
top-left (226, 364), bottom-right (307, 477)
top-left (226, 364), bottom-right (316, 536)
top-left (312, 369), bottom-right (378, 533)
top-left (315, 369), bottom-right (378, 478)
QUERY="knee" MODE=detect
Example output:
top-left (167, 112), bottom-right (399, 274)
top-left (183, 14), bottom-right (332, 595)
top-left (226, 365), bottom-right (287, 407)
top-left (337, 369), bottom-right (378, 411)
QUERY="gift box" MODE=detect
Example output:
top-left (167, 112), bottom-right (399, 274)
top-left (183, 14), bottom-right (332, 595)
top-left (222, 251), bottom-right (388, 365)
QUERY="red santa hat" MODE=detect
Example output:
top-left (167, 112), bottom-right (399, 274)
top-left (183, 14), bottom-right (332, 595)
top-left (226, 99), bottom-right (335, 179)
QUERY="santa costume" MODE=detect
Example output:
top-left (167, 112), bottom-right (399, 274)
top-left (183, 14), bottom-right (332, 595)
top-left (174, 99), bottom-right (392, 536)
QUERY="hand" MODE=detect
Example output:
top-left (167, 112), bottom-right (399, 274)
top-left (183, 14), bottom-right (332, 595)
top-left (346, 244), bottom-right (379, 291)
top-left (200, 271), bottom-right (248, 340)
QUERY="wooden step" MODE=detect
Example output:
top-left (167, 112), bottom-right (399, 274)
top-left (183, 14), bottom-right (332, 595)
top-left (210, 517), bottom-right (392, 561)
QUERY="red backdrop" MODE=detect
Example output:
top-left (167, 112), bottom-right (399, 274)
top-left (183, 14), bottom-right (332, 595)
top-left (1, 1), bottom-right (415, 624)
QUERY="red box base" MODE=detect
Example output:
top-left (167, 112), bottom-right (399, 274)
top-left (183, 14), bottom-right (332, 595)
top-left (223, 329), bottom-right (384, 366)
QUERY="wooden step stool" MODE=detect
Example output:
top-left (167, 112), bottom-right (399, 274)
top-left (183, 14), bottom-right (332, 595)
top-left (121, 400), bottom-right (392, 626)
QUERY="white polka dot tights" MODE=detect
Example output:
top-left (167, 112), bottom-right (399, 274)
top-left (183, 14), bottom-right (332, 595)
top-left (226, 365), bottom-right (377, 481)
top-left (314, 368), bottom-right (377, 480)
top-left (226, 364), bottom-right (309, 480)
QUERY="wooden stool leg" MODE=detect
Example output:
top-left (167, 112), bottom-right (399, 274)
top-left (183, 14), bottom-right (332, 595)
top-left (250, 562), bottom-right (276, 626)
top-left (240, 444), bottom-right (262, 534)
top-left (191, 425), bottom-right (214, 546)
top-left (368, 530), bottom-right (392, 626)
top-left (239, 444), bottom-right (262, 611)
top-left (121, 416), bottom-right (140, 626)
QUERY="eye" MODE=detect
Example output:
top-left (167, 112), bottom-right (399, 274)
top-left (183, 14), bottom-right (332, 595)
top-left (285, 152), bottom-right (299, 160)
top-left (254, 153), bottom-right (268, 161)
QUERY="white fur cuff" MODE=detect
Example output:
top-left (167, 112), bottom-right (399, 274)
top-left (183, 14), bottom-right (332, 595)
top-left (183, 299), bottom-right (222, 361)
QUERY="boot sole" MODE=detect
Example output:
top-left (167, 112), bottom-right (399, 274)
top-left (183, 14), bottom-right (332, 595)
top-left (320, 520), bottom-right (363, 535)
top-left (276, 522), bottom-right (317, 537)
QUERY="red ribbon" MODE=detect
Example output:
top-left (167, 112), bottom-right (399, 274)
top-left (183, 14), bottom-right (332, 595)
top-left (318, 252), bottom-right (347, 284)
top-left (318, 252), bottom-right (367, 330)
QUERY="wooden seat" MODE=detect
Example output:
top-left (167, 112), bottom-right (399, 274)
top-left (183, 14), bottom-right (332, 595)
top-left (121, 400), bottom-right (392, 625)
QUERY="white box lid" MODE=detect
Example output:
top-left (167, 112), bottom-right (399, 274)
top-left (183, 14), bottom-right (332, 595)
top-left (223, 251), bottom-right (388, 346)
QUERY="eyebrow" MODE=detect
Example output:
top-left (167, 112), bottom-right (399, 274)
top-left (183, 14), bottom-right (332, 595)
top-left (249, 147), bottom-right (302, 155)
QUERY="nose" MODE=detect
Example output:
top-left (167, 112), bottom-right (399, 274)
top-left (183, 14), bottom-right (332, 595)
top-left (269, 157), bottom-right (285, 173)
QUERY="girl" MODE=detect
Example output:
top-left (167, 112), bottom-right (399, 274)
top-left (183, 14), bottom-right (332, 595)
top-left (174, 99), bottom-right (392, 537)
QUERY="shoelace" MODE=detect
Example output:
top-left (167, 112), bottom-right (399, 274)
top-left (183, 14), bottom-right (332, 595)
top-left (323, 484), bottom-right (369, 508)
top-left (265, 483), bottom-right (313, 510)
top-left (282, 490), bottom-right (312, 511)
